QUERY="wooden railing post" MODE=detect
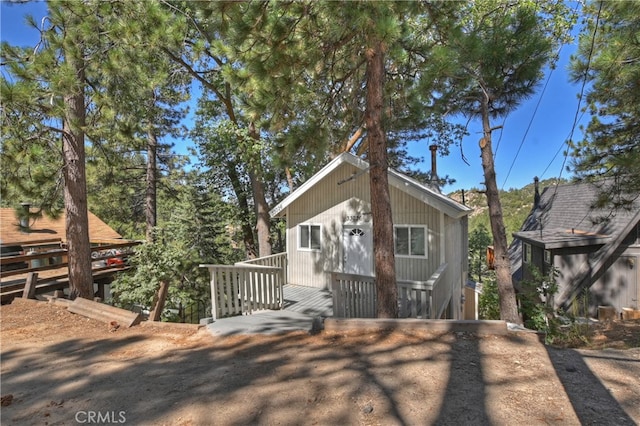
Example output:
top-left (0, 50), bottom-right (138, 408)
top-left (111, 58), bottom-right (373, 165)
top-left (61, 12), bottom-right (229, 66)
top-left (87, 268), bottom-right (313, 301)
top-left (22, 272), bottom-right (38, 299)
top-left (149, 280), bottom-right (169, 321)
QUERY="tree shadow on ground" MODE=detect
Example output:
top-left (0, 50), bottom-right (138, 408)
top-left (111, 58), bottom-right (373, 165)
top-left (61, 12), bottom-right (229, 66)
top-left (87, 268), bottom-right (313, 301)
top-left (2, 325), bottom-right (638, 425)
top-left (544, 343), bottom-right (637, 425)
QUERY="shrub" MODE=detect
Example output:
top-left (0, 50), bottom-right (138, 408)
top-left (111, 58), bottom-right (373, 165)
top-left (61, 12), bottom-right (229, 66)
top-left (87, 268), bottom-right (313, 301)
top-left (479, 277), bottom-right (500, 320)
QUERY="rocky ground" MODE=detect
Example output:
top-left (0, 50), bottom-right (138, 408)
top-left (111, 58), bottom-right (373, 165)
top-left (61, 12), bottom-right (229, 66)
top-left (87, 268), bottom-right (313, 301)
top-left (1, 298), bottom-right (639, 425)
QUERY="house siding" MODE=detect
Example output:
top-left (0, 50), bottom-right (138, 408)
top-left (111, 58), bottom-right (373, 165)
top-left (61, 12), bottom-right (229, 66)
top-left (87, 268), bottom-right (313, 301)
top-left (589, 225), bottom-right (640, 312)
top-left (590, 254), bottom-right (639, 311)
top-left (285, 162), bottom-right (453, 289)
top-left (445, 214), bottom-right (468, 319)
top-left (546, 226), bottom-right (640, 314)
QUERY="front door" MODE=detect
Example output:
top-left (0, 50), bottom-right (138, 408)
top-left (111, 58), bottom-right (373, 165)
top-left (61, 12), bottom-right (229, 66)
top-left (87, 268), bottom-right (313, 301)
top-left (343, 224), bottom-right (373, 276)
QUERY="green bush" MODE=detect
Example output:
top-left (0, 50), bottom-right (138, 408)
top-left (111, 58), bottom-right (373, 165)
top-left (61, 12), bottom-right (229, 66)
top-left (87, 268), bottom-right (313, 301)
top-left (518, 265), bottom-right (560, 343)
top-left (479, 277), bottom-right (500, 320)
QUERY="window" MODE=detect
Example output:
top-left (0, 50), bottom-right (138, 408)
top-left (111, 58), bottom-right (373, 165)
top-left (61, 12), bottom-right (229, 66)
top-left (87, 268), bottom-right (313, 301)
top-left (523, 243), bottom-right (532, 264)
top-left (350, 228), bottom-right (365, 237)
top-left (299, 224), bottom-right (321, 251)
top-left (544, 250), bottom-right (552, 265)
top-left (394, 226), bottom-right (427, 257)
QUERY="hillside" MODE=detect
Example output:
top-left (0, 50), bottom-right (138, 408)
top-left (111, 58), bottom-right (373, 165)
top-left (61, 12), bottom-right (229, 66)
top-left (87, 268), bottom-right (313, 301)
top-left (448, 178), bottom-right (566, 242)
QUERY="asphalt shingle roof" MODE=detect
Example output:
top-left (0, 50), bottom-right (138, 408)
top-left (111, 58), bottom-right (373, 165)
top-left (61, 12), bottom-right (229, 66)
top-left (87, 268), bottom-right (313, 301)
top-left (0, 208), bottom-right (122, 246)
top-left (510, 180), bottom-right (639, 282)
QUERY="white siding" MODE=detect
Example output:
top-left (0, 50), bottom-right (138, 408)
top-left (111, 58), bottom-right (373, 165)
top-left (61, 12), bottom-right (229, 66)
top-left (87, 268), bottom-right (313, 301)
top-left (284, 161), bottom-right (468, 289)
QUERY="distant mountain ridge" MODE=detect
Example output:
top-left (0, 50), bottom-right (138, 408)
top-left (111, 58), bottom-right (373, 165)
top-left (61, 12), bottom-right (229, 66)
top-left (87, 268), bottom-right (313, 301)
top-left (448, 177), bottom-right (567, 242)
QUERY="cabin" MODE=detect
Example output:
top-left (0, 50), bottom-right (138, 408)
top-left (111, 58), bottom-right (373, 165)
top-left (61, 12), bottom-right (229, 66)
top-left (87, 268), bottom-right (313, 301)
top-left (0, 206), bottom-right (123, 268)
top-left (270, 152), bottom-right (472, 319)
top-left (0, 207), bottom-right (136, 303)
top-left (510, 180), bottom-right (640, 318)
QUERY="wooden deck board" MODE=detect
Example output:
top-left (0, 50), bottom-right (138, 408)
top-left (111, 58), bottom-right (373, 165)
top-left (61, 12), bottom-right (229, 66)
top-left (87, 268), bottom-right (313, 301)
top-left (282, 284), bottom-right (333, 317)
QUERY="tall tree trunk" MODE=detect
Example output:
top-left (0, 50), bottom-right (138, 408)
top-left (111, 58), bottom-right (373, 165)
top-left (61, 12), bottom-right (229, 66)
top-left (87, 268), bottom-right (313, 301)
top-left (63, 58), bottom-right (93, 300)
top-left (145, 127), bottom-right (157, 242)
top-left (479, 98), bottom-right (521, 324)
top-left (366, 40), bottom-right (397, 318)
top-left (248, 122), bottom-right (272, 258)
top-left (226, 160), bottom-right (258, 258)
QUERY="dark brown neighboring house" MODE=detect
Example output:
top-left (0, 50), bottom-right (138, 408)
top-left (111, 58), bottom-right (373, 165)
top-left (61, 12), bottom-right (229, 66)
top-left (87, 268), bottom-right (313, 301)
top-left (510, 180), bottom-right (640, 316)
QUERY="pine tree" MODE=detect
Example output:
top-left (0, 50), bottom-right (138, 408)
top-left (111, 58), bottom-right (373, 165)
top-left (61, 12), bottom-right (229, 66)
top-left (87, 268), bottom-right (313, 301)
top-left (160, 2), bottom-right (275, 258)
top-left (426, 0), bottom-right (575, 324)
top-left (570, 1), bottom-right (640, 208)
top-left (2, 1), bottom-right (102, 298)
top-left (1, 0), bottom-right (190, 297)
top-left (216, 1), bottom-right (462, 317)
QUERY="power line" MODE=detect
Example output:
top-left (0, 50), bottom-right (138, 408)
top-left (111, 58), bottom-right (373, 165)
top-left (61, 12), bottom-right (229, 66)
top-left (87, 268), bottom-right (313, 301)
top-left (502, 1), bottom-right (583, 190)
top-left (539, 110), bottom-right (587, 179)
top-left (549, 1), bottom-right (603, 204)
top-left (493, 115), bottom-right (507, 160)
top-left (500, 65), bottom-right (555, 189)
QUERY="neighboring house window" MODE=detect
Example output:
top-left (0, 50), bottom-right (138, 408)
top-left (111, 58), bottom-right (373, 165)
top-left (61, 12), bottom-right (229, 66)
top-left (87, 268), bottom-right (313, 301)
top-left (544, 249), bottom-right (552, 265)
top-left (523, 243), bottom-right (532, 264)
top-left (299, 224), bottom-right (321, 251)
top-left (394, 226), bottom-right (427, 257)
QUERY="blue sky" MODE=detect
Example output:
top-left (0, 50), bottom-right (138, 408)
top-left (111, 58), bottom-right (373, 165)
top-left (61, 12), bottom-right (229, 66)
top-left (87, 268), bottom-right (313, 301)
top-left (1, 1), bottom-right (589, 193)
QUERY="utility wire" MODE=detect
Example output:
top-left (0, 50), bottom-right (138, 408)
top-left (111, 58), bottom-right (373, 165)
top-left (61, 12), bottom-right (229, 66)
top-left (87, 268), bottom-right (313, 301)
top-left (539, 110), bottom-right (587, 179)
top-left (493, 115), bottom-right (508, 160)
top-left (549, 1), bottom-right (602, 207)
top-left (500, 67), bottom-right (554, 189)
top-left (502, 1), bottom-right (583, 189)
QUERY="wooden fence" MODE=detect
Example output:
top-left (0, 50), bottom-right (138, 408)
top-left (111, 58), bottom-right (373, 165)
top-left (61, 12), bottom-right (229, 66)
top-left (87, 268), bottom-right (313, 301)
top-left (331, 262), bottom-right (450, 319)
top-left (200, 263), bottom-right (284, 320)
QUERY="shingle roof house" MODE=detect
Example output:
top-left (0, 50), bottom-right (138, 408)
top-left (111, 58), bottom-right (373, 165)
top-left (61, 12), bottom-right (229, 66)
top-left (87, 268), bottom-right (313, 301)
top-left (0, 207), bottom-right (122, 246)
top-left (510, 180), bottom-right (640, 315)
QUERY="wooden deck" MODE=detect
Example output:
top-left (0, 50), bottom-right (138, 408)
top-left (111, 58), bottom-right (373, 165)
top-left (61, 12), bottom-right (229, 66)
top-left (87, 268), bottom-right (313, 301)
top-left (0, 265), bottom-right (131, 303)
top-left (282, 284), bottom-right (333, 317)
top-left (206, 284), bottom-right (333, 335)
top-left (1, 240), bottom-right (139, 303)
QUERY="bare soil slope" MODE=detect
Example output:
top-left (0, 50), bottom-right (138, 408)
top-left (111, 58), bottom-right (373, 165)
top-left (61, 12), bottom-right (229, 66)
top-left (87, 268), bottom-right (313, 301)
top-left (1, 298), bottom-right (639, 425)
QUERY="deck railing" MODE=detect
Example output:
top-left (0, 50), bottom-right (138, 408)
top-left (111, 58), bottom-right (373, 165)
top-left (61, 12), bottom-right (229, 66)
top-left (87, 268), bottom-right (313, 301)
top-left (429, 262), bottom-right (450, 319)
top-left (237, 252), bottom-right (287, 286)
top-left (331, 262), bottom-right (449, 319)
top-left (201, 262), bottom-right (285, 320)
top-left (397, 279), bottom-right (433, 319)
top-left (331, 273), bottom-right (377, 318)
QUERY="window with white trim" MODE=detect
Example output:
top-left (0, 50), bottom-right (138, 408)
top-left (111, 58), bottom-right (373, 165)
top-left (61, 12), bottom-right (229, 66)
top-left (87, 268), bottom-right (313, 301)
top-left (523, 243), bottom-right (532, 264)
top-left (299, 224), bottom-right (321, 251)
top-left (544, 249), bottom-right (552, 264)
top-left (394, 226), bottom-right (427, 257)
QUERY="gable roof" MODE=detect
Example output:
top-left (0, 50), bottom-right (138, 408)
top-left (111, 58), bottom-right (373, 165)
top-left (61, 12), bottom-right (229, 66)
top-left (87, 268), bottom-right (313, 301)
top-left (0, 208), bottom-right (122, 246)
top-left (270, 152), bottom-right (471, 219)
top-left (513, 180), bottom-right (639, 248)
top-left (510, 180), bottom-right (640, 281)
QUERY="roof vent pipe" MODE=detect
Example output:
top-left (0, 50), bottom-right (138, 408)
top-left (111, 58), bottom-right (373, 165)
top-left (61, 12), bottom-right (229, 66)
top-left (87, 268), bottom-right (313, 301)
top-left (429, 144), bottom-right (438, 183)
top-left (533, 176), bottom-right (540, 208)
top-left (19, 202), bottom-right (30, 231)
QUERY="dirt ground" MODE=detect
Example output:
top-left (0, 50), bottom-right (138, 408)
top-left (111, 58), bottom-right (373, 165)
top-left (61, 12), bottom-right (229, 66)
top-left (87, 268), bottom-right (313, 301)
top-left (1, 298), bottom-right (639, 426)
